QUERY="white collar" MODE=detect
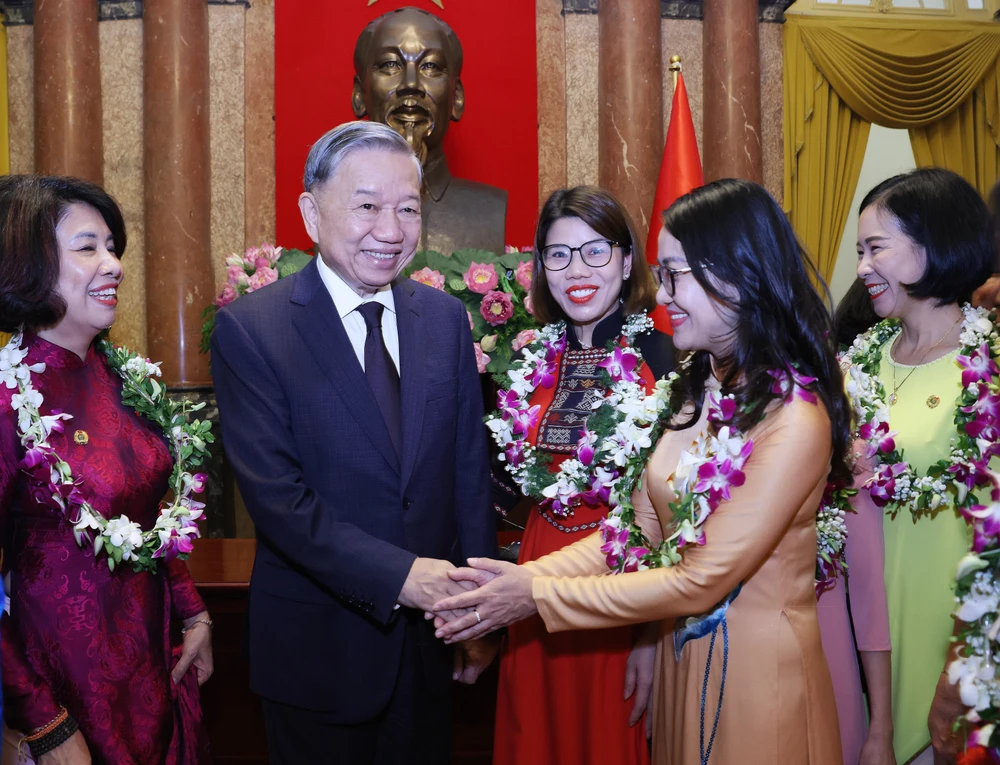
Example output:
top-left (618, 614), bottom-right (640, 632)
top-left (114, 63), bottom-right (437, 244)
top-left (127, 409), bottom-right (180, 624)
top-left (316, 253), bottom-right (396, 319)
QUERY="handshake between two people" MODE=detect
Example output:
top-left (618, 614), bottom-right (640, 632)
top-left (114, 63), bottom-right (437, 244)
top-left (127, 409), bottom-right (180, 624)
top-left (398, 556), bottom-right (540, 678)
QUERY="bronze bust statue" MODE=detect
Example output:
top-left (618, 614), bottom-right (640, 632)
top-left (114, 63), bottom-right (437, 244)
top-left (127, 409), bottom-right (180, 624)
top-left (352, 6), bottom-right (507, 255)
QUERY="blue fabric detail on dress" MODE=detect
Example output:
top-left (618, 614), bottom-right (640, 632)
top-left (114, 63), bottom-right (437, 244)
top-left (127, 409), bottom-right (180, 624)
top-left (673, 584), bottom-right (742, 765)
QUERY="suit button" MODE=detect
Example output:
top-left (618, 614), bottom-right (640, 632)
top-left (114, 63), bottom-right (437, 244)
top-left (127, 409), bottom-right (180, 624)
top-left (402, 498), bottom-right (411, 510)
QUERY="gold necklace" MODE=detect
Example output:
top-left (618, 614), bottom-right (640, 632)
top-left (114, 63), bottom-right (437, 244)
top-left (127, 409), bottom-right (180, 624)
top-left (888, 316), bottom-right (962, 406)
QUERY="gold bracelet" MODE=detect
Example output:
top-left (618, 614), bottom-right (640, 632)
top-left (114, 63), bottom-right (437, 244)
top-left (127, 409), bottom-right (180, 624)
top-left (181, 618), bottom-right (213, 635)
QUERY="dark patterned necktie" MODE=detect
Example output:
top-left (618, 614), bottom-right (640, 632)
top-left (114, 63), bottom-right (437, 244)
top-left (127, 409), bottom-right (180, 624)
top-left (356, 302), bottom-right (402, 455)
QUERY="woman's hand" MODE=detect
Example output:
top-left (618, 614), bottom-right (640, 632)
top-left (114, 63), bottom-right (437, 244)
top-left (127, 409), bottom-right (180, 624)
top-left (432, 558), bottom-right (537, 644)
top-left (625, 626), bottom-right (657, 738)
top-left (928, 672), bottom-right (966, 764)
top-left (858, 727), bottom-right (896, 765)
top-left (173, 611), bottom-right (214, 686)
top-left (37, 730), bottom-right (91, 765)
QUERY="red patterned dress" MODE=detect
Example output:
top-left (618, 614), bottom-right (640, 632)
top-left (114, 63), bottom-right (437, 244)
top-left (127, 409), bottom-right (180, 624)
top-left (0, 334), bottom-right (211, 764)
top-left (492, 312), bottom-right (673, 765)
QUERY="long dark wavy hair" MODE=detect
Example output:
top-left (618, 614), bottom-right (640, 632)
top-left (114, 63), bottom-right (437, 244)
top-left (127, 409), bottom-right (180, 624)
top-left (662, 179), bottom-right (851, 484)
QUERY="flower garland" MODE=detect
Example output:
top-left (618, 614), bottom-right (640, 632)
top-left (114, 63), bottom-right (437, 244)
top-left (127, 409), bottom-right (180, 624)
top-left (844, 305), bottom-right (1000, 515)
top-left (842, 304), bottom-right (1000, 746)
top-left (0, 331), bottom-right (214, 573)
top-left (598, 369), bottom-right (841, 583)
top-left (486, 313), bottom-right (663, 521)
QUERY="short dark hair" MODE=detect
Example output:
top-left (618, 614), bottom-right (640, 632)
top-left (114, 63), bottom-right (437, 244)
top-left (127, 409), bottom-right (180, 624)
top-left (353, 7), bottom-right (464, 79)
top-left (662, 178), bottom-right (851, 484)
top-left (0, 175), bottom-right (127, 333)
top-left (859, 168), bottom-right (994, 306)
top-left (530, 186), bottom-right (657, 325)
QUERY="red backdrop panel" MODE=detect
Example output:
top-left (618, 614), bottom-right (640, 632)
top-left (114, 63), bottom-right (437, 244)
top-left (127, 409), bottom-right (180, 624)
top-left (274, 0), bottom-right (539, 252)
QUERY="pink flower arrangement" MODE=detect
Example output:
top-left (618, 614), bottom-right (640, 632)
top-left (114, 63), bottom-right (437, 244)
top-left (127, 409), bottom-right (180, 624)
top-left (410, 267), bottom-right (446, 291)
top-left (515, 260), bottom-right (533, 291)
top-left (248, 267), bottom-right (278, 292)
top-left (512, 329), bottom-right (536, 352)
top-left (473, 342), bottom-right (490, 374)
top-left (399, 246), bottom-right (536, 374)
top-left (217, 243), bottom-right (286, 308)
top-left (480, 290), bottom-right (514, 326)
top-left (463, 262), bottom-right (499, 294)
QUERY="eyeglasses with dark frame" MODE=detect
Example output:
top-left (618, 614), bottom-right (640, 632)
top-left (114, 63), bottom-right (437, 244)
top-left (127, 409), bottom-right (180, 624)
top-left (540, 239), bottom-right (622, 272)
top-left (649, 264), bottom-right (694, 296)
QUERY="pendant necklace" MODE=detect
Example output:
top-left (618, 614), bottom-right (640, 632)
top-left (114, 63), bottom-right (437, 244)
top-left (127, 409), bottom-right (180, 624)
top-left (888, 316), bottom-right (962, 406)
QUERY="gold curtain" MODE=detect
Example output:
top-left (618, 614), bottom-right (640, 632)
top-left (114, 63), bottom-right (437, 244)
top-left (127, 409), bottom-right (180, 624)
top-left (784, 15), bottom-right (1000, 282)
top-left (909, 65), bottom-right (1000, 197)
top-left (784, 19), bottom-right (871, 283)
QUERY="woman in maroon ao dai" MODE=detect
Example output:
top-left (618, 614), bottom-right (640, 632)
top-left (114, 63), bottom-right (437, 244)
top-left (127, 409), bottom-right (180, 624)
top-left (0, 176), bottom-right (213, 764)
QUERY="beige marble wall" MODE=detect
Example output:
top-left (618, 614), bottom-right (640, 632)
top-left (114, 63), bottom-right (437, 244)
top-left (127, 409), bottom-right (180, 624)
top-left (760, 23), bottom-right (784, 205)
top-left (208, 4), bottom-right (246, 290)
top-left (564, 14), bottom-right (600, 189)
top-left (101, 19), bottom-right (145, 352)
top-left (7, 26), bottom-right (32, 175)
top-left (244, 0), bottom-right (276, 248)
top-left (536, 0), bottom-right (567, 207)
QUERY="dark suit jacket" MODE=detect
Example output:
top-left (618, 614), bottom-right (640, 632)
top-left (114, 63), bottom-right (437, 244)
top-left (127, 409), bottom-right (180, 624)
top-left (210, 257), bottom-right (497, 721)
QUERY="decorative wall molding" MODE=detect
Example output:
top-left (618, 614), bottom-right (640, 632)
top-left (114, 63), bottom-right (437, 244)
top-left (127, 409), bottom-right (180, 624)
top-left (1, 0), bottom-right (250, 26)
top-left (562, 0), bottom-right (793, 22)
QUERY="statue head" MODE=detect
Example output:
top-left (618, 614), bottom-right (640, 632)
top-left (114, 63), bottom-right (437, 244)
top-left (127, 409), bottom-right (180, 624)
top-left (352, 7), bottom-right (465, 166)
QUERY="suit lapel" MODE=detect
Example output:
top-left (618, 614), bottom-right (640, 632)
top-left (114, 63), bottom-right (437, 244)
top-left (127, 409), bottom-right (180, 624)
top-left (291, 259), bottom-right (400, 474)
top-left (395, 281), bottom-right (427, 490)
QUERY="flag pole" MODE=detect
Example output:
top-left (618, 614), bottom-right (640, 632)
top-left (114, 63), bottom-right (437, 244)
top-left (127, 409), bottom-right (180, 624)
top-left (669, 55), bottom-right (681, 90)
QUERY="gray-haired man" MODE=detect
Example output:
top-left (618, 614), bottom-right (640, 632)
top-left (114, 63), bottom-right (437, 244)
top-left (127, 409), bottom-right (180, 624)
top-left (211, 121), bottom-right (498, 763)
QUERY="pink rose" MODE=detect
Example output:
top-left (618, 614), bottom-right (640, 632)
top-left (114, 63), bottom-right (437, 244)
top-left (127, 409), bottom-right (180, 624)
top-left (515, 260), bottom-right (533, 291)
top-left (512, 329), bottom-right (537, 352)
top-left (227, 265), bottom-right (250, 287)
top-left (463, 262), bottom-right (499, 294)
top-left (480, 290), bottom-right (514, 326)
top-left (247, 266), bottom-right (278, 292)
top-left (474, 342), bottom-right (490, 374)
top-left (410, 267), bottom-right (446, 290)
top-left (524, 293), bottom-right (534, 316)
top-left (215, 284), bottom-right (238, 307)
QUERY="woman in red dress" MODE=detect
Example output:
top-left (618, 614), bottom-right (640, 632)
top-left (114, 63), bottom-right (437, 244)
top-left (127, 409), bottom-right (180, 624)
top-left (491, 186), bottom-right (674, 765)
top-left (0, 176), bottom-right (213, 764)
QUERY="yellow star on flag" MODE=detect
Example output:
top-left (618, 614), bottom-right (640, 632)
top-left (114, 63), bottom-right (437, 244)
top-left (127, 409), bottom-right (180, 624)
top-left (368, 0), bottom-right (444, 6)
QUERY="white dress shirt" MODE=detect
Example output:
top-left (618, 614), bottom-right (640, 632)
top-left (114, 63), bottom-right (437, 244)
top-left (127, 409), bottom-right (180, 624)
top-left (316, 255), bottom-right (400, 374)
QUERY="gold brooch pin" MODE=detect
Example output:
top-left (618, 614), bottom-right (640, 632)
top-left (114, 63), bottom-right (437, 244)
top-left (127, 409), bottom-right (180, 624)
top-left (927, 395), bottom-right (940, 409)
top-left (73, 430), bottom-right (89, 445)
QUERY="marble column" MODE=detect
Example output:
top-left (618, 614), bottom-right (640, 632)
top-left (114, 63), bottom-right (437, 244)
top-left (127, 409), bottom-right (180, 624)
top-left (143, 0), bottom-right (213, 388)
top-left (702, 0), bottom-right (762, 184)
top-left (598, 0), bottom-right (663, 236)
top-left (33, 0), bottom-right (103, 182)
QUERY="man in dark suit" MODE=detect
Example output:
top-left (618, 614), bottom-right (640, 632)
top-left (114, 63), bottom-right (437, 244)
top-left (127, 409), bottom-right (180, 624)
top-left (211, 121), bottom-right (499, 764)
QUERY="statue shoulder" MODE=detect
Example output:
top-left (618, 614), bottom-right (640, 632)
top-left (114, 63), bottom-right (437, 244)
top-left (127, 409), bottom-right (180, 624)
top-left (446, 177), bottom-right (508, 205)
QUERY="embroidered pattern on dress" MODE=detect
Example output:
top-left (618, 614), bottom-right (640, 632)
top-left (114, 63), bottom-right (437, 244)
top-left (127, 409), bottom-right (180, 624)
top-left (536, 347), bottom-right (610, 453)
